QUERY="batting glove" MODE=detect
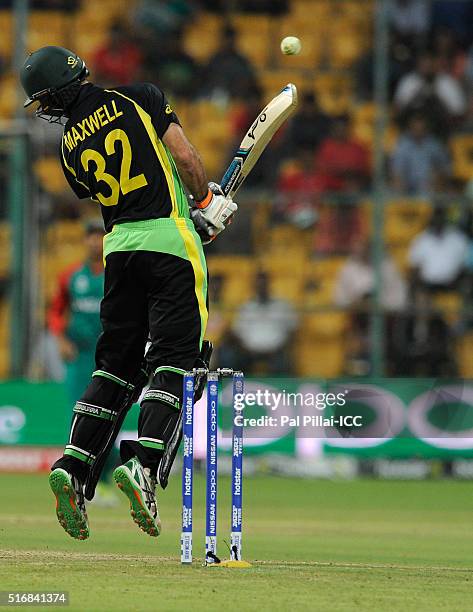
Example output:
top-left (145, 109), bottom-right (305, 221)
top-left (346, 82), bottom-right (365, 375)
top-left (189, 207), bottom-right (217, 245)
top-left (194, 182), bottom-right (238, 231)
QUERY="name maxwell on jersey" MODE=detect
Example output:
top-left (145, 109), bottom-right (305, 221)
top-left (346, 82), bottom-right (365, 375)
top-left (63, 99), bottom-right (123, 152)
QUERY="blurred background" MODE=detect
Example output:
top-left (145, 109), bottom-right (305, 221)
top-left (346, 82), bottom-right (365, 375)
top-left (1, 0), bottom-right (473, 478)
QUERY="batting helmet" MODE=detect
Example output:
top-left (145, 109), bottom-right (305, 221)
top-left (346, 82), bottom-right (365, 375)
top-left (20, 46), bottom-right (89, 120)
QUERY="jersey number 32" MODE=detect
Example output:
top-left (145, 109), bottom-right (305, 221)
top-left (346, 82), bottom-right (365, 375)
top-left (81, 129), bottom-right (148, 206)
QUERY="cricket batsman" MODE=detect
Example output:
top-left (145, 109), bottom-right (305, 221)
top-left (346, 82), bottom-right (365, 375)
top-left (20, 46), bottom-right (237, 540)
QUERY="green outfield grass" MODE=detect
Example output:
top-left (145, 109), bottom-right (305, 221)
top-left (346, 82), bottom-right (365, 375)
top-left (1, 473), bottom-right (473, 611)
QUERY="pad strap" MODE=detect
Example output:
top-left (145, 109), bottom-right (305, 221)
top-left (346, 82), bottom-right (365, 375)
top-left (142, 390), bottom-right (180, 410)
top-left (64, 444), bottom-right (96, 465)
top-left (138, 437), bottom-right (165, 451)
top-left (154, 366), bottom-right (186, 376)
top-left (93, 369), bottom-right (134, 390)
top-left (73, 401), bottom-right (119, 421)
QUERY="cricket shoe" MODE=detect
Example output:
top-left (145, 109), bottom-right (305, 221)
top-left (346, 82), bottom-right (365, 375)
top-left (48, 468), bottom-right (89, 540)
top-left (113, 457), bottom-right (161, 537)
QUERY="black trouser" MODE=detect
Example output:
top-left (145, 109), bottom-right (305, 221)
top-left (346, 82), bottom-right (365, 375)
top-left (53, 250), bottom-right (207, 481)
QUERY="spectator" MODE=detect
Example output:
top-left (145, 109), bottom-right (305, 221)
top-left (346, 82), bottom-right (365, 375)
top-left (354, 32), bottom-right (414, 101)
top-left (311, 115), bottom-right (370, 254)
top-left (47, 220), bottom-right (118, 505)
top-left (276, 149), bottom-right (321, 228)
top-left (387, 0), bottom-right (430, 40)
top-left (134, 0), bottom-right (196, 39)
top-left (93, 21), bottom-right (143, 86)
top-left (432, 28), bottom-right (466, 79)
top-left (390, 114), bottom-right (450, 195)
top-left (408, 206), bottom-right (468, 292)
top-left (334, 239), bottom-right (408, 375)
top-left (394, 51), bottom-right (467, 134)
top-left (313, 114), bottom-right (371, 192)
top-left (141, 34), bottom-right (198, 99)
top-left (220, 270), bottom-right (298, 375)
top-left (202, 25), bottom-right (259, 102)
top-left (334, 239), bottom-right (408, 311)
top-left (284, 92), bottom-right (332, 156)
top-left (464, 43), bottom-right (473, 92)
top-left (48, 220), bottom-right (104, 402)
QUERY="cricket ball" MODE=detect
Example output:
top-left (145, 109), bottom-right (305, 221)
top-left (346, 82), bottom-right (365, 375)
top-left (280, 36), bottom-right (302, 56)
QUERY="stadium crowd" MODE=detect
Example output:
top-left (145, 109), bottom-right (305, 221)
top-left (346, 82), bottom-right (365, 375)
top-left (2, 0), bottom-right (473, 379)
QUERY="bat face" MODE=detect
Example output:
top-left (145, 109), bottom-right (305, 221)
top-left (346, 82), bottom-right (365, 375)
top-left (242, 83), bottom-right (298, 149)
top-left (221, 84), bottom-right (298, 197)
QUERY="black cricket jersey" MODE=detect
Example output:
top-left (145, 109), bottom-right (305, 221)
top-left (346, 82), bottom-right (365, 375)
top-left (60, 83), bottom-right (189, 232)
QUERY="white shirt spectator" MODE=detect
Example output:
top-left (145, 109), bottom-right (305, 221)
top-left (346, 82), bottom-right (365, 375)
top-left (394, 72), bottom-right (466, 116)
top-left (232, 299), bottom-right (298, 353)
top-left (334, 257), bottom-right (407, 311)
top-left (409, 227), bottom-right (468, 284)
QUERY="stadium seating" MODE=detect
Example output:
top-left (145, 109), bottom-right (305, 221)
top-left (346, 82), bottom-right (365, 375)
top-left (27, 11), bottom-right (70, 51)
top-left (206, 255), bottom-right (255, 307)
top-left (34, 158), bottom-right (69, 195)
top-left (328, 25), bottom-right (369, 69)
top-left (0, 0), bottom-right (466, 380)
top-left (260, 71), bottom-right (311, 100)
top-left (384, 199), bottom-right (431, 245)
top-left (0, 74), bottom-right (17, 118)
top-left (456, 332), bottom-right (473, 378)
top-left (352, 103), bottom-right (398, 150)
top-left (295, 312), bottom-right (347, 377)
top-left (304, 258), bottom-right (345, 308)
top-left (0, 222), bottom-right (10, 277)
top-left (432, 292), bottom-right (462, 326)
top-left (231, 14), bottom-right (273, 68)
top-left (451, 135), bottom-right (473, 181)
top-left (183, 13), bottom-right (221, 62)
top-left (0, 11), bottom-right (13, 57)
top-left (313, 73), bottom-right (353, 115)
top-left (388, 244), bottom-right (410, 273)
top-left (0, 300), bottom-right (9, 378)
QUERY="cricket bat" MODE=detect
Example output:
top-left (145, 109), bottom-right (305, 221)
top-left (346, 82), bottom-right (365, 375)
top-left (220, 83), bottom-right (298, 197)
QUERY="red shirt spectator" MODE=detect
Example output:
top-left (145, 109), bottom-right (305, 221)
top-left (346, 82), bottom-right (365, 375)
top-left (278, 151), bottom-right (326, 204)
top-left (93, 22), bottom-right (142, 86)
top-left (277, 152), bottom-right (324, 227)
top-left (278, 149), bottom-right (324, 222)
top-left (314, 115), bottom-right (371, 192)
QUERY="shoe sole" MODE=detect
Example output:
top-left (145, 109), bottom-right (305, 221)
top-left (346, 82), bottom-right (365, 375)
top-left (49, 469), bottom-right (89, 540)
top-left (113, 466), bottom-right (161, 537)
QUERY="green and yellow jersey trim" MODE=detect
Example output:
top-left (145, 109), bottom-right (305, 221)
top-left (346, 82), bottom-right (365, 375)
top-left (178, 222), bottom-right (208, 347)
top-left (60, 138), bottom-right (91, 194)
top-left (105, 89), bottom-right (188, 219)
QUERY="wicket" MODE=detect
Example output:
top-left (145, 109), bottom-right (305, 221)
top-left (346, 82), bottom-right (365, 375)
top-left (180, 368), bottom-right (251, 567)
